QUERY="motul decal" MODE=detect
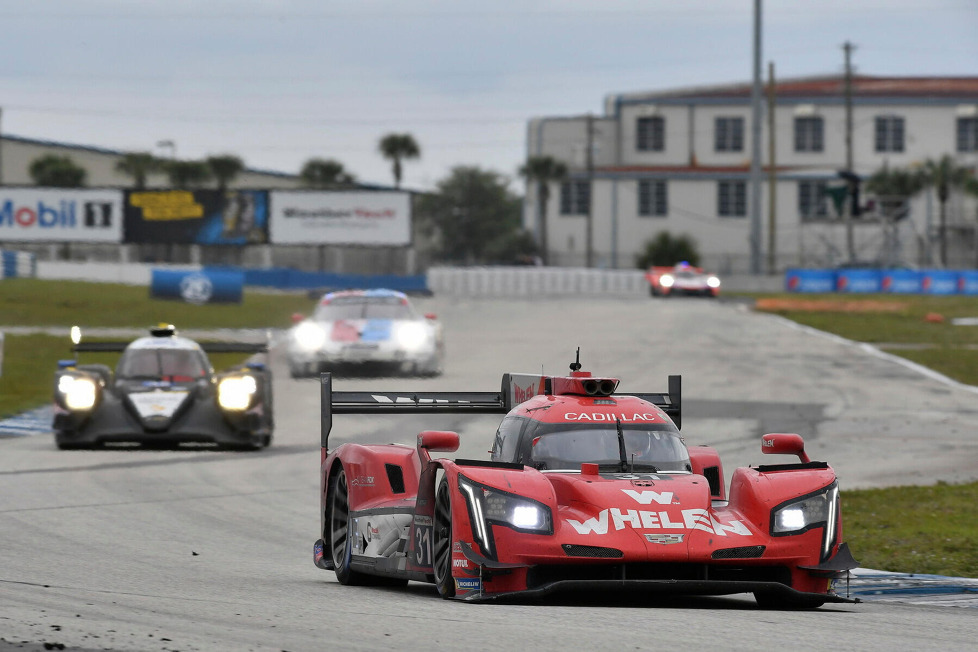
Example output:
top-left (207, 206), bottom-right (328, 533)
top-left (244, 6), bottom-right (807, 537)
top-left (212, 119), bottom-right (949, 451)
top-left (564, 412), bottom-right (658, 422)
top-left (566, 508), bottom-right (750, 536)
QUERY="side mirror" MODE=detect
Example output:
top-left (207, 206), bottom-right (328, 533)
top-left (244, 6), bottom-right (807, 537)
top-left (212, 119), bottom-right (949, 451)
top-left (291, 312), bottom-right (305, 324)
top-left (761, 433), bottom-right (810, 463)
top-left (418, 430), bottom-right (459, 453)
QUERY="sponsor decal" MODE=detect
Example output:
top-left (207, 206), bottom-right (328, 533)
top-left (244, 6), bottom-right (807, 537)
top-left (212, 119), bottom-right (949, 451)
top-left (414, 515), bottom-right (433, 526)
top-left (453, 559), bottom-right (469, 569)
top-left (128, 390), bottom-right (189, 419)
top-left (379, 395), bottom-right (470, 405)
top-left (455, 577), bottom-right (481, 592)
top-left (566, 508), bottom-right (750, 537)
top-left (350, 475), bottom-right (375, 487)
top-left (314, 540), bottom-right (324, 562)
top-left (179, 273), bottom-right (213, 305)
top-left (129, 191), bottom-right (203, 220)
top-left (762, 438), bottom-right (774, 447)
top-left (452, 541), bottom-right (463, 553)
top-left (621, 489), bottom-right (674, 505)
top-left (513, 382), bottom-right (539, 404)
top-left (645, 533), bottom-right (684, 544)
top-left (564, 412), bottom-right (658, 422)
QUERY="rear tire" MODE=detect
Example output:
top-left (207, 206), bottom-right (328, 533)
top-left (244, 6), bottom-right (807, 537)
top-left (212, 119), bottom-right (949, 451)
top-left (329, 468), bottom-right (370, 585)
top-left (432, 478), bottom-right (455, 598)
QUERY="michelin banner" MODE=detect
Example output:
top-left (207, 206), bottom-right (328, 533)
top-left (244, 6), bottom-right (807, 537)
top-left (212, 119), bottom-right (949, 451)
top-left (269, 191), bottom-right (411, 246)
top-left (124, 190), bottom-right (268, 245)
top-left (0, 189), bottom-right (123, 243)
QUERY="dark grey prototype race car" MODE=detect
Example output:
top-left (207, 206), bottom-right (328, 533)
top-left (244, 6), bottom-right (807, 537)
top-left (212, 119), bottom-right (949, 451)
top-left (52, 325), bottom-right (273, 450)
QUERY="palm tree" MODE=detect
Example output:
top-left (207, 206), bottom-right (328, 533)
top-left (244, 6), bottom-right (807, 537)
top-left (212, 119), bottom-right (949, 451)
top-left (866, 165), bottom-right (926, 266)
top-left (29, 154), bottom-right (87, 187)
top-left (299, 158), bottom-right (357, 188)
top-left (164, 160), bottom-right (212, 189)
top-left (378, 133), bottom-right (420, 188)
top-left (205, 154), bottom-right (245, 192)
top-left (115, 152), bottom-right (160, 189)
top-left (519, 155), bottom-right (568, 266)
top-left (919, 155), bottom-right (974, 266)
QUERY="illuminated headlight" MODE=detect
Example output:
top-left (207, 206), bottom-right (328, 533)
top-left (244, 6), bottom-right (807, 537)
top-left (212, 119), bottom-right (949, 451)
top-left (660, 274), bottom-right (675, 288)
top-left (395, 322), bottom-right (428, 351)
top-left (217, 376), bottom-right (258, 410)
top-left (58, 375), bottom-right (97, 411)
top-left (458, 475), bottom-right (553, 556)
top-left (293, 322), bottom-right (327, 351)
top-left (772, 482), bottom-right (839, 560)
top-left (707, 276), bottom-right (721, 288)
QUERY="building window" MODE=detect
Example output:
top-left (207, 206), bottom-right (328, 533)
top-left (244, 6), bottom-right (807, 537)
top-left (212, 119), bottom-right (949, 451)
top-left (875, 115), bottom-right (905, 152)
top-left (957, 117), bottom-right (978, 152)
top-left (560, 180), bottom-right (590, 215)
top-left (636, 116), bottom-right (665, 152)
top-left (638, 180), bottom-right (668, 217)
top-left (798, 180), bottom-right (829, 220)
top-left (715, 117), bottom-right (744, 152)
top-left (717, 181), bottom-right (747, 217)
top-left (794, 116), bottom-right (824, 152)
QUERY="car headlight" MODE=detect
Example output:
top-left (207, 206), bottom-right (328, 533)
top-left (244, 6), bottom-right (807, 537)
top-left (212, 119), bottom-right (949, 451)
top-left (395, 322), bottom-right (428, 351)
top-left (707, 276), bottom-right (721, 288)
top-left (458, 474), bottom-right (553, 557)
top-left (660, 274), bottom-right (675, 288)
top-left (294, 322), bottom-right (327, 351)
top-left (58, 375), bottom-right (98, 411)
top-left (771, 482), bottom-right (839, 560)
top-left (217, 375), bottom-right (258, 410)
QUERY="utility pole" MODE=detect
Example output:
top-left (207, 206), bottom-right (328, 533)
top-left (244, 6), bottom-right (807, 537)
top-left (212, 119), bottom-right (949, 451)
top-left (748, 0), bottom-right (764, 274)
top-left (843, 41), bottom-right (856, 262)
top-left (767, 62), bottom-right (777, 275)
top-left (585, 112), bottom-right (594, 268)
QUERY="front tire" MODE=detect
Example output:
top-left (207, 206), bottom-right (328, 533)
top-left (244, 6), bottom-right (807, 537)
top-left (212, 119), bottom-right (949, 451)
top-left (432, 479), bottom-right (455, 598)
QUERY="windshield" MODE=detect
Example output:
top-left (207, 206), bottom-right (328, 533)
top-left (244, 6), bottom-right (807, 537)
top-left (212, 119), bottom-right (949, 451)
top-left (117, 348), bottom-right (210, 381)
top-left (528, 425), bottom-right (689, 472)
top-left (313, 296), bottom-right (416, 321)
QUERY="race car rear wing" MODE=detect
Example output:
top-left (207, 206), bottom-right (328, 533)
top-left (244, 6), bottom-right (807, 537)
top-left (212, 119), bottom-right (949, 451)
top-left (320, 372), bottom-right (682, 450)
top-left (72, 341), bottom-right (269, 354)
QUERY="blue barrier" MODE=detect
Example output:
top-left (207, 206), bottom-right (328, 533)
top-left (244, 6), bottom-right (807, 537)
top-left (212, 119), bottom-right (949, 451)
top-left (151, 268), bottom-right (244, 304)
top-left (881, 270), bottom-right (923, 293)
top-left (921, 269), bottom-right (959, 295)
top-left (785, 268), bottom-right (836, 293)
top-left (836, 269), bottom-right (883, 293)
top-left (959, 270), bottom-right (978, 295)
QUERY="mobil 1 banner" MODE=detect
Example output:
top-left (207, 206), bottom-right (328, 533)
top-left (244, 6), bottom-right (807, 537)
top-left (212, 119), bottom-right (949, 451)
top-left (124, 190), bottom-right (269, 245)
top-left (269, 191), bottom-right (410, 245)
top-left (0, 189), bottom-right (122, 243)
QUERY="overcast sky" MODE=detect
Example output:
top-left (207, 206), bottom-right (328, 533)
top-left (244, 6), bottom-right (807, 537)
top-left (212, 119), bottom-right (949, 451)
top-left (1, 1), bottom-right (975, 190)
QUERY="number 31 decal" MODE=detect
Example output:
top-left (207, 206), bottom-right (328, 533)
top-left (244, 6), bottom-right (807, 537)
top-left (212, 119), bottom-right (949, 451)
top-left (415, 524), bottom-right (433, 566)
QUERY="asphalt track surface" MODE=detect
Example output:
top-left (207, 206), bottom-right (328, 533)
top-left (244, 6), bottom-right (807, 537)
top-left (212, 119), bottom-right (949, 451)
top-left (2, 297), bottom-right (977, 651)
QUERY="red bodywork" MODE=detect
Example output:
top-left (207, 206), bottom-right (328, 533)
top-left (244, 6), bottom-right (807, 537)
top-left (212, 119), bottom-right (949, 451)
top-left (646, 263), bottom-right (720, 297)
top-left (313, 368), bottom-right (856, 607)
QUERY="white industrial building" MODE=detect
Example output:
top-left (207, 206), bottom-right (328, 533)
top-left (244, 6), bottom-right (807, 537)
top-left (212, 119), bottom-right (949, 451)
top-left (525, 75), bottom-right (978, 273)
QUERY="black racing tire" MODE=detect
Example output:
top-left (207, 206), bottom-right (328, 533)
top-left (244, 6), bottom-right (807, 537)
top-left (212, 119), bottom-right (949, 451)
top-left (432, 478), bottom-right (455, 599)
top-left (329, 468), bottom-right (371, 585)
top-left (753, 591), bottom-right (825, 610)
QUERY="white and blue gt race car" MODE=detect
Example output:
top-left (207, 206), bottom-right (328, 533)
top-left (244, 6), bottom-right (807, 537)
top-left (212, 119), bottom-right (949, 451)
top-left (286, 289), bottom-right (444, 378)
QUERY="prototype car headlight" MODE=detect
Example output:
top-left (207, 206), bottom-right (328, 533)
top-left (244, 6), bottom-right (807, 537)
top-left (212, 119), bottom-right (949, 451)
top-left (58, 375), bottom-right (98, 411)
top-left (458, 474), bottom-right (553, 557)
top-left (707, 276), bottom-right (721, 288)
top-left (217, 375), bottom-right (258, 410)
top-left (659, 274), bottom-right (675, 288)
top-left (771, 482), bottom-right (839, 560)
top-left (293, 322), bottom-right (327, 351)
top-left (395, 322), bottom-right (428, 351)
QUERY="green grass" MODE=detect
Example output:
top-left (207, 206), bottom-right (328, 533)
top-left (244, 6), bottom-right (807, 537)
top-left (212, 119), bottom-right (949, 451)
top-left (843, 482), bottom-right (978, 577)
top-left (746, 292), bottom-right (978, 385)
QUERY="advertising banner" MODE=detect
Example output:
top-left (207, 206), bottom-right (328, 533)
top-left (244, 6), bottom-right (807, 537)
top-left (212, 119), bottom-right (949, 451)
top-left (124, 190), bottom-right (268, 245)
top-left (785, 269), bottom-right (835, 293)
top-left (269, 191), bottom-right (411, 246)
top-left (0, 189), bottom-right (123, 243)
top-left (150, 269), bottom-right (244, 304)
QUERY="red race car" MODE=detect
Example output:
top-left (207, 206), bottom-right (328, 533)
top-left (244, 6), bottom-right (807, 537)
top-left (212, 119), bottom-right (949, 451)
top-left (313, 355), bottom-right (857, 607)
top-left (646, 262), bottom-right (721, 297)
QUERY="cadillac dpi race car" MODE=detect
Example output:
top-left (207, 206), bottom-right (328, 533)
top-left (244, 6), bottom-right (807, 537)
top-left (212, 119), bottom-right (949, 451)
top-left (646, 262), bottom-right (720, 297)
top-left (52, 325), bottom-right (273, 450)
top-left (313, 356), bottom-right (858, 607)
top-left (286, 289), bottom-right (444, 378)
